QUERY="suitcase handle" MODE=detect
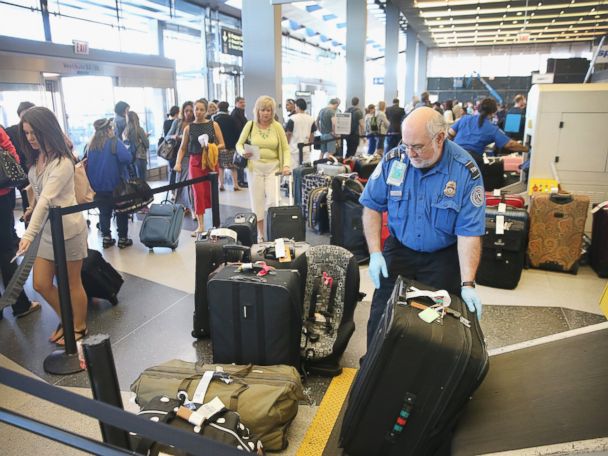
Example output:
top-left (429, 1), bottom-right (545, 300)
top-left (222, 244), bottom-right (251, 263)
top-left (274, 171), bottom-right (294, 207)
top-left (549, 192), bottom-right (573, 204)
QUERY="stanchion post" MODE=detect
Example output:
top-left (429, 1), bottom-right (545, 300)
top-left (209, 172), bottom-right (220, 228)
top-left (43, 206), bottom-right (83, 375)
top-left (82, 334), bottom-right (131, 450)
top-left (298, 142), bottom-right (304, 165)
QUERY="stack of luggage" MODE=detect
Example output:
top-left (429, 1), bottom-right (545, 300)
top-left (266, 174), bottom-right (305, 242)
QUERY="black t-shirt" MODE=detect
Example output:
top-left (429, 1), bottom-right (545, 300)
top-left (385, 105), bottom-right (406, 133)
top-left (214, 112), bottom-right (240, 149)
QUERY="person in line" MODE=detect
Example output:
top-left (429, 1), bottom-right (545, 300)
top-left (448, 97), bottom-right (528, 168)
top-left (166, 101), bottom-right (194, 214)
top-left (162, 105), bottom-right (180, 187)
top-left (113, 101), bottom-right (130, 140)
top-left (18, 107), bottom-right (88, 345)
top-left (375, 101), bottom-right (389, 154)
top-left (360, 107), bottom-right (485, 347)
top-left (123, 111), bottom-right (149, 182)
top-left (415, 91), bottom-right (431, 109)
top-left (285, 98), bottom-right (316, 166)
top-left (174, 98), bottom-right (225, 236)
top-left (443, 100), bottom-right (455, 126)
top-left (364, 104), bottom-right (387, 155)
top-left (236, 96), bottom-right (291, 240)
top-left (344, 97), bottom-right (364, 158)
top-left (384, 98), bottom-right (405, 152)
top-left (452, 103), bottom-right (465, 121)
top-left (316, 98), bottom-right (340, 157)
top-left (213, 101), bottom-right (241, 192)
top-left (505, 94), bottom-right (527, 141)
top-left (285, 98), bottom-right (296, 123)
top-left (231, 96), bottom-right (249, 188)
top-left (85, 118), bottom-right (133, 249)
top-left (206, 101), bottom-right (218, 120)
top-left (0, 126), bottom-right (40, 321)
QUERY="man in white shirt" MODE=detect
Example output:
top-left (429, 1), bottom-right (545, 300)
top-left (285, 98), bottom-right (317, 166)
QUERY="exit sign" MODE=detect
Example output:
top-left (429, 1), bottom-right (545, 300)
top-left (73, 40), bottom-right (89, 55)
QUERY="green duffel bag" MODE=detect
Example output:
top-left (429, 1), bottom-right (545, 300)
top-left (130, 360), bottom-right (305, 451)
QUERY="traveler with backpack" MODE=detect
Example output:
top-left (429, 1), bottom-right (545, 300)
top-left (364, 104), bottom-right (387, 155)
top-left (344, 97), bottom-right (364, 157)
top-left (123, 111), bottom-right (149, 182)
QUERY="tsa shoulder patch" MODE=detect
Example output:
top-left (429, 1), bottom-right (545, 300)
top-left (385, 149), bottom-right (401, 161)
top-left (470, 185), bottom-right (484, 207)
top-left (464, 160), bottom-right (481, 180)
top-left (371, 162), bottom-right (383, 180)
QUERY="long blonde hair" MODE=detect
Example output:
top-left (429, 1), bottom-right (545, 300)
top-left (253, 96), bottom-right (276, 124)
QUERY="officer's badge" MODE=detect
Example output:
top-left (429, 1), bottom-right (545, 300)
top-left (470, 185), bottom-right (484, 207)
top-left (444, 181), bottom-right (457, 197)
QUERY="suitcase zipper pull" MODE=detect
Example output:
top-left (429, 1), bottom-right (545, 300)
top-left (386, 393), bottom-right (416, 443)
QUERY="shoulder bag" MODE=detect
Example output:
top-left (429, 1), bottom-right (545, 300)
top-left (233, 121), bottom-right (254, 170)
top-left (0, 148), bottom-right (28, 188)
top-left (74, 159), bottom-right (95, 204)
top-left (157, 137), bottom-right (177, 161)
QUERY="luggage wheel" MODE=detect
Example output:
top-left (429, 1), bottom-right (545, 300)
top-left (191, 329), bottom-right (210, 339)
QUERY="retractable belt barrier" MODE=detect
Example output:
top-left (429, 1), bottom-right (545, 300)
top-left (1, 173), bottom-right (220, 376)
top-left (296, 132), bottom-right (401, 163)
top-left (0, 366), bottom-right (242, 456)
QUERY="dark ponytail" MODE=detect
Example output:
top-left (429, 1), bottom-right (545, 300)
top-left (478, 98), bottom-right (497, 128)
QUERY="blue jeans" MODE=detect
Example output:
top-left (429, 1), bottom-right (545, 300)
top-left (367, 135), bottom-right (377, 155)
top-left (135, 158), bottom-right (147, 181)
top-left (95, 192), bottom-right (129, 239)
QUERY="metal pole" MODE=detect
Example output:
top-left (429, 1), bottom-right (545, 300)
top-left (43, 207), bottom-right (83, 375)
top-left (82, 334), bottom-right (131, 450)
top-left (298, 142), bottom-right (304, 165)
top-left (584, 35), bottom-right (607, 83)
top-left (209, 172), bottom-right (220, 227)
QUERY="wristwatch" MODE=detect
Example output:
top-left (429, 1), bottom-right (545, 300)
top-left (461, 281), bottom-right (476, 288)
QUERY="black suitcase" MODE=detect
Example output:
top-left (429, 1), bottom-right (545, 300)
top-left (222, 212), bottom-right (257, 247)
top-left (207, 264), bottom-right (302, 368)
top-left (590, 201), bottom-right (608, 278)
top-left (476, 206), bottom-right (529, 289)
top-left (330, 175), bottom-right (369, 263)
top-left (307, 186), bottom-right (329, 234)
top-left (340, 276), bottom-right (489, 456)
top-left (81, 249), bottom-right (123, 305)
top-left (139, 203), bottom-right (184, 251)
top-left (266, 174), bottom-right (306, 241)
top-left (193, 230), bottom-right (249, 338)
top-left (481, 156), bottom-right (505, 191)
top-left (293, 164), bottom-right (314, 207)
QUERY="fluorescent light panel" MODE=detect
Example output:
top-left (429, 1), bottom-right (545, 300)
top-left (419, 1), bottom-right (604, 18)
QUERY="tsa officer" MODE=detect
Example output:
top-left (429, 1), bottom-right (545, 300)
top-left (360, 107), bottom-right (485, 347)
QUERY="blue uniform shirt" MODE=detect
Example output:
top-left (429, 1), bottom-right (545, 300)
top-left (359, 140), bottom-right (486, 253)
top-left (451, 115), bottom-right (510, 155)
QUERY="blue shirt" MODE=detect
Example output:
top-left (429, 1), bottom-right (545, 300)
top-left (451, 115), bottom-right (510, 155)
top-left (359, 140), bottom-right (486, 253)
top-left (86, 138), bottom-right (132, 192)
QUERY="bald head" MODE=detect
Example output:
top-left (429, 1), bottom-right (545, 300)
top-left (403, 107), bottom-right (447, 139)
top-left (401, 107), bottom-right (448, 169)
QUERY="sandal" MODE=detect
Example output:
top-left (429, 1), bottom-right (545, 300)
top-left (14, 301), bottom-right (41, 319)
top-left (55, 327), bottom-right (88, 347)
top-left (49, 323), bottom-right (63, 343)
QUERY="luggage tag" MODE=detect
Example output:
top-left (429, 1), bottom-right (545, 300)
top-left (495, 215), bottom-right (505, 234)
top-left (483, 153), bottom-right (490, 165)
top-left (274, 238), bottom-right (292, 263)
top-left (418, 307), bottom-right (441, 324)
top-left (497, 202), bottom-right (507, 213)
top-left (386, 161), bottom-right (407, 186)
top-left (493, 189), bottom-right (501, 197)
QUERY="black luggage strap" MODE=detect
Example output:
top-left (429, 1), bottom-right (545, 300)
top-left (255, 286), bottom-right (266, 366)
top-left (134, 397), bottom-right (183, 455)
top-left (233, 284), bottom-right (243, 364)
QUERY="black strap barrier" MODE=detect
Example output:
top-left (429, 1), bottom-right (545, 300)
top-left (0, 366), bottom-right (242, 456)
top-left (296, 132), bottom-right (402, 163)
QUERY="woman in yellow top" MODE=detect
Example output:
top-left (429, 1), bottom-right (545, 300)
top-left (236, 96), bottom-right (291, 240)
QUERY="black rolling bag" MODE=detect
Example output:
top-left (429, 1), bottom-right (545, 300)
top-left (590, 201), bottom-right (608, 278)
top-left (207, 264), bottom-right (302, 368)
top-left (330, 174), bottom-right (369, 263)
top-left (192, 229), bottom-right (249, 338)
top-left (481, 156), bottom-right (505, 191)
top-left (340, 276), bottom-right (489, 456)
top-left (266, 174), bottom-right (306, 241)
top-left (476, 206), bottom-right (529, 289)
top-left (293, 164), bottom-right (314, 207)
top-left (81, 249), bottom-right (123, 305)
top-left (221, 212), bottom-right (257, 246)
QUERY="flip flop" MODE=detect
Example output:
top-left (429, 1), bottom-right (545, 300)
top-left (49, 323), bottom-right (63, 343)
top-left (15, 301), bottom-right (41, 319)
top-left (55, 327), bottom-right (88, 347)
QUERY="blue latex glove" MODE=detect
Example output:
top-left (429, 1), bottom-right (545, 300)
top-left (369, 252), bottom-right (388, 289)
top-left (461, 287), bottom-right (482, 319)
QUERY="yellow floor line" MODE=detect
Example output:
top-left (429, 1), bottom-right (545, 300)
top-left (296, 367), bottom-right (358, 456)
top-left (600, 283), bottom-right (608, 319)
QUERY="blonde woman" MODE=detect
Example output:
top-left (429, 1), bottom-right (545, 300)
top-left (235, 96), bottom-right (291, 240)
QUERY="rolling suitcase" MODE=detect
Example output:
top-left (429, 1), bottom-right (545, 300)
top-left (81, 249), bottom-right (123, 305)
top-left (476, 206), bottom-right (528, 289)
top-left (340, 276), bottom-right (489, 456)
top-left (207, 264), bottom-right (302, 367)
top-left (301, 173), bottom-right (331, 221)
top-left (192, 229), bottom-right (249, 338)
top-left (250, 239), bottom-right (310, 271)
top-left (139, 203), bottom-right (184, 251)
top-left (222, 212), bottom-right (257, 246)
top-left (590, 201), bottom-right (608, 278)
top-left (307, 186), bottom-right (329, 234)
top-left (293, 164), bottom-right (314, 207)
top-left (266, 174), bottom-right (306, 241)
top-left (502, 153), bottom-right (523, 172)
top-left (329, 175), bottom-right (369, 263)
top-left (528, 192), bottom-right (590, 273)
top-left (481, 156), bottom-right (505, 191)
top-left (485, 190), bottom-right (525, 209)
top-left (316, 156), bottom-right (350, 176)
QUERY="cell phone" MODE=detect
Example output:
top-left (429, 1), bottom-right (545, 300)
top-left (10, 251), bottom-right (25, 263)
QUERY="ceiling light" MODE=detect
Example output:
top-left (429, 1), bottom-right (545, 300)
top-left (440, 24), bottom-right (444, 28)
top-left (595, 15), bottom-right (600, 18)
top-left (591, 8), bottom-right (596, 12)
top-left (538, 2), bottom-right (542, 5)
top-left (552, 19), bottom-right (555, 22)
top-left (507, 4), bottom-right (511, 8)
top-left (503, 14), bottom-right (507, 18)
top-left (531, 12), bottom-right (535, 16)
top-left (513, 20), bottom-right (518, 23)
top-left (560, 10), bottom-right (564, 14)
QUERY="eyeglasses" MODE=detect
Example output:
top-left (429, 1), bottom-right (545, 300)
top-left (400, 133), bottom-right (440, 154)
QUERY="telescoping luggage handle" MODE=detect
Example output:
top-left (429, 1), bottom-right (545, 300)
top-left (274, 171), bottom-right (294, 207)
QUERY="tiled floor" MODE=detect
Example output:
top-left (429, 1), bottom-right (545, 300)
top-left (1, 179), bottom-right (607, 455)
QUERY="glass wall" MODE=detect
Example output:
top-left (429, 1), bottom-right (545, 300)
top-left (0, 2), bottom-right (44, 42)
top-left (0, 83), bottom-right (46, 128)
top-left (164, 29), bottom-right (206, 103)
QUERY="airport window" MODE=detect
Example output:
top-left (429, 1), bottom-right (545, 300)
top-left (0, 2), bottom-right (44, 42)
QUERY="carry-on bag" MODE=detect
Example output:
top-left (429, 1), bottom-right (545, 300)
top-left (307, 186), bottom-right (329, 234)
top-left (590, 201), bottom-right (608, 278)
top-left (527, 192), bottom-right (590, 273)
top-left (192, 229), bottom-right (248, 338)
top-left (207, 264), bottom-right (302, 368)
top-left (316, 156), bottom-right (350, 176)
top-left (502, 153), bottom-right (523, 172)
top-left (139, 203), bottom-right (184, 251)
top-left (250, 239), bottom-right (310, 271)
top-left (301, 173), bottom-right (331, 221)
top-left (476, 206), bottom-right (529, 289)
top-left (481, 155), bottom-right (505, 191)
top-left (340, 276), bottom-right (489, 456)
top-left (266, 173), bottom-right (305, 241)
top-left (130, 395), bottom-right (265, 455)
top-left (296, 245), bottom-right (360, 376)
top-left (130, 360), bottom-right (305, 451)
top-left (81, 249), bottom-right (123, 305)
top-left (485, 190), bottom-right (525, 209)
top-left (329, 174), bottom-right (369, 263)
top-left (292, 164), bottom-right (314, 207)
top-left (221, 212), bottom-right (257, 246)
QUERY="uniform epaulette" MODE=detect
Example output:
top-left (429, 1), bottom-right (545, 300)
top-left (464, 160), bottom-right (481, 180)
top-left (385, 149), bottom-right (401, 161)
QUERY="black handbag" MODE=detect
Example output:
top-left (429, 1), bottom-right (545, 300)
top-left (0, 148), bottom-right (28, 188)
top-left (113, 177), bottom-right (154, 213)
top-left (157, 138), bottom-right (178, 161)
top-left (233, 121), bottom-right (254, 170)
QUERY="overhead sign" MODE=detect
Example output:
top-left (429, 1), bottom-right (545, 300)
top-left (373, 77), bottom-right (384, 85)
top-left (532, 73), bottom-right (554, 84)
top-left (72, 40), bottom-right (89, 55)
top-left (594, 45), bottom-right (608, 63)
top-left (517, 33), bottom-right (530, 43)
top-left (335, 113), bottom-right (352, 135)
top-left (295, 90), bottom-right (312, 115)
top-left (221, 27), bottom-right (243, 57)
